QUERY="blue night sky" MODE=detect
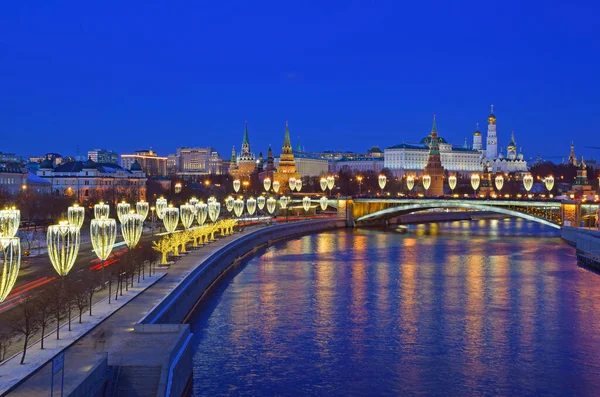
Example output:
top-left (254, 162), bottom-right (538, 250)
top-left (1, 0), bottom-right (598, 162)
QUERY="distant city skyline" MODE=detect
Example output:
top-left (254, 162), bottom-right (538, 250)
top-left (1, 1), bottom-right (599, 161)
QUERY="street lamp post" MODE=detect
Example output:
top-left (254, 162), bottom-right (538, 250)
top-left (357, 176), bottom-right (363, 195)
top-left (90, 217), bottom-right (116, 283)
top-left (471, 174), bottom-right (481, 197)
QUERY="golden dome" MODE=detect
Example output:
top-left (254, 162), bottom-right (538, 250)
top-left (473, 130), bottom-right (482, 136)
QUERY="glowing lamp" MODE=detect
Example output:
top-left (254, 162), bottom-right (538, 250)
top-left (121, 212), bottom-right (144, 248)
top-left (272, 180), bottom-right (281, 193)
top-left (208, 200), bottom-right (220, 222)
top-left (471, 174), bottom-right (480, 191)
top-left (233, 198), bottom-right (244, 217)
top-left (156, 197), bottom-right (168, 220)
top-left (233, 179), bottom-right (241, 193)
top-left (189, 197), bottom-right (199, 208)
top-left (378, 175), bottom-right (387, 190)
top-left (523, 174), bottom-right (534, 192)
top-left (545, 175), bottom-right (554, 192)
top-left (448, 175), bottom-right (457, 191)
top-left (0, 237), bottom-right (20, 302)
top-left (0, 208), bottom-right (20, 238)
top-left (117, 202), bottom-right (131, 224)
top-left (163, 205), bottom-right (180, 233)
top-left (327, 175), bottom-right (335, 190)
top-left (67, 204), bottom-right (85, 229)
top-left (406, 176), bottom-right (415, 191)
top-left (257, 196), bottom-right (266, 210)
top-left (302, 196), bottom-right (311, 212)
top-left (320, 177), bottom-right (327, 192)
top-left (225, 196), bottom-right (235, 212)
top-left (246, 197), bottom-right (257, 216)
top-left (90, 217), bottom-right (116, 280)
top-left (47, 221), bottom-right (80, 276)
top-left (319, 196), bottom-right (328, 211)
top-left (180, 204), bottom-right (195, 229)
top-left (266, 197), bottom-right (277, 214)
top-left (423, 175), bottom-right (431, 191)
top-left (263, 177), bottom-right (271, 192)
top-left (495, 175), bottom-right (504, 191)
top-left (94, 202), bottom-right (109, 220)
top-left (136, 200), bottom-right (149, 221)
top-left (288, 177), bottom-right (297, 191)
top-left (295, 179), bottom-right (303, 192)
top-left (279, 196), bottom-right (289, 209)
top-left (195, 202), bottom-right (208, 226)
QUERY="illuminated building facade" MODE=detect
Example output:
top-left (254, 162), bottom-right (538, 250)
top-left (121, 149), bottom-right (168, 177)
top-left (230, 122), bottom-right (256, 180)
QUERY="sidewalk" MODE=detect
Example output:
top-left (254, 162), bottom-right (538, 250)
top-left (0, 273), bottom-right (166, 395)
top-left (6, 225), bottom-right (265, 396)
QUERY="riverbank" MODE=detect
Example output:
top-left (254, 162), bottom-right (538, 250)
top-left (387, 210), bottom-right (509, 225)
top-left (6, 218), bottom-right (344, 397)
top-left (562, 226), bottom-right (600, 270)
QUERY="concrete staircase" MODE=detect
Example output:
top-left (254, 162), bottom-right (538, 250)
top-left (114, 366), bottom-right (162, 397)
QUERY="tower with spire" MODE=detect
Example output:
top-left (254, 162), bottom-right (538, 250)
top-left (568, 142), bottom-right (577, 166)
top-left (230, 121), bottom-right (256, 180)
top-left (423, 115), bottom-right (445, 196)
top-left (485, 105), bottom-right (498, 160)
top-left (473, 123), bottom-right (482, 151)
top-left (507, 131), bottom-right (517, 160)
top-left (273, 121), bottom-right (300, 191)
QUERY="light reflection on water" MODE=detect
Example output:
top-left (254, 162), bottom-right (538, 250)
top-left (188, 219), bottom-right (600, 396)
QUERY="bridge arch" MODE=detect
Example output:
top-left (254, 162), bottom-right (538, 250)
top-left (355, 202), bottom-right (561, 229)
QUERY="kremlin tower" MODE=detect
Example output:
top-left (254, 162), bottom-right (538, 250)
top-left (273, 121), bottom-right (300, 190)
top-left (472, 123), bottom-right (482, 151)
top-left (230, 121), bottom-right (256, 180)
top-left (423, 115), bottom-right (445, 196)
top-left (485, 105), bottom-right (498, 161)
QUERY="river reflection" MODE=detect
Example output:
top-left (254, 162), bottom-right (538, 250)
top-left (188, 219), bottom-right (600, 396)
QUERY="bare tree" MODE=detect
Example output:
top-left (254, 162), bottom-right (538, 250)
top-left (48, 280), bottom-right (66, 339)
top-left (83, 271), bottom-right (100, 316)
top-left (0, 330), bottom-right (14, 362)
top-left (34, 292), bottom-right (53, 349)
top-left (12, 296), bottom-right (40, 364)
top-left (74, 283), bottom-right (88, 323)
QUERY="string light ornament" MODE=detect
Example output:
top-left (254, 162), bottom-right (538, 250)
top-left (225, 196), bottom-right (235, 213)
top-left (233, 179), bottom-right (241, 193)
top-left (423, 175), bottom-right (432, 191)
top-left (0, 208), bottom-right (20, 238)
top-left (302, 196), bottom-right (311, 212)
top-left (156, 197), bottom-right (168, 220)
top-left (320, 177), bottom-right (327, 192)
top-left (288, 177), bottom-right (296, 191)
top-left (319, 196), bottom-right (328, 211)
top-left (272, 180), bottom-right (281, 194)
top-left (90, 217), bottom-right (116, 280)
top-left (545, 175), bottom-right (555, 192)
top-left (208, 199), bottom-right (220, 222)
top-left (67, 204), bottom-right (85, 229)
top-left (189, 197), bottom-right (199, 208)
top-left (180, 204), bottom-right (195, 229)
top-left (121, 212), bottom-right (144, 248)
top-left (263, 177), bottom-right (271, 192)
top-left (448, 175), bottom-right (457, 192)
top-left (279, 196), bottom-right (289, 209)
top-left (163, 205), bottom-right (180, 233)
top-left (257, 196), bottom-right (266, 210)
top-left (266, 197), bottom-right (277, 214)
top-left (406, 176), bottom-right (415, 191)
top-left (246, 197), bottom-right (257, 216)
top-left (117, 202), bottom-right (131, 224)
top-left (94, 202), bottom-right (110, 220)
top-left (378, 175), bottom-right (387, 190)
top-left (195, 202), bottom-right (208, 226)
top-left (523, 174), bottom-right (534, 192)
top-left (0, 237), bottom-right (20, 302)
top-left (495, 175), bottom-right (504, 191)
top-left (47, 221), bottom-right (80, 276)
top-left (471, 174), bottom-right (480, 192)
top-left (295, 179), bottom-right (303, 192)
top-left (233, 198), bottom-right (244, 217)
top-left (136, 200), bottom-right (149, 221)
top-left (326, 176), bottom-right (335, 191)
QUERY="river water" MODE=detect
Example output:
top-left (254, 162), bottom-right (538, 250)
top-left (188, 219), bottom-right (600, 396)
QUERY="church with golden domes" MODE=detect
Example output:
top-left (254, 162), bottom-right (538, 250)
top-left (480, 106), bottom-right (528, 173)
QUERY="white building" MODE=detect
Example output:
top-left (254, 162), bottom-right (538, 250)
top-left (385, 118), bottom-right (482, 176)
top-left (37, 157), bottom-right (147, 202)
